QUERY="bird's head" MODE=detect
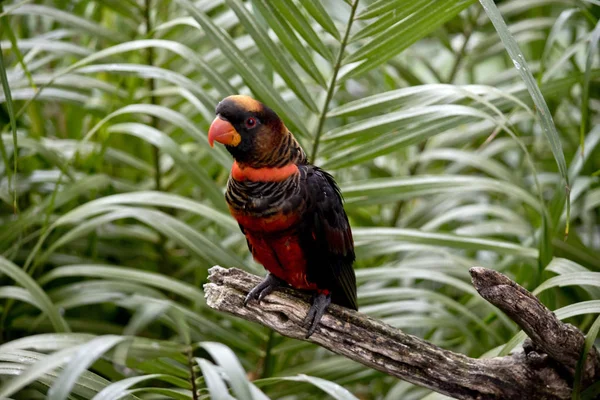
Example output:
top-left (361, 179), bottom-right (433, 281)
top-left (208, 95), bottom-right (292, 167)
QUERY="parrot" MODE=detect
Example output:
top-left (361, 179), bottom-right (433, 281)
top-left (208, 95), bottom-right (357, 338)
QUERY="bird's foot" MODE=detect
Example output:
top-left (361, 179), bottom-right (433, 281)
top-left (303, 292), bottom-right (331, 338)
top-left (244, 273), bottom-right (284, 305)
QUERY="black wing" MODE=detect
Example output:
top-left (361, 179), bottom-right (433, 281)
top-left (299, 165), bottom-right (357, 310)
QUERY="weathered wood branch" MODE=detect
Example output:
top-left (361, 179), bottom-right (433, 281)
top-left (204, 266), bottom-right (600, 400)
top-left (470, 267), bottom-right (600, 383)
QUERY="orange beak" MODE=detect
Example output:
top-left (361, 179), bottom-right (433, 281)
top-left (208, 117), bottom-right (241, 147)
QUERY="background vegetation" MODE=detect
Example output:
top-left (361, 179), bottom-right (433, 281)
top-left (0, 0), bottom-right (599, 398)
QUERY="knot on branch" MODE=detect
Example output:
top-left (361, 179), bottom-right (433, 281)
top-left (205, 266), bottom-right (600, 400)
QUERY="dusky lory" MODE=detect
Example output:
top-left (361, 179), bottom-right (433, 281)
top-left (208, 95), bottom-right (357, 337)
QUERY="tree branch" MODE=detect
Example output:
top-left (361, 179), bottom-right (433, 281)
top-left (470, 267), bottom-right (600, 385)
top-left (204, 266), bottom-right (599, 400)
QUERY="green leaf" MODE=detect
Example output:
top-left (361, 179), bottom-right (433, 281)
top-left (47, 335), bottom-right (127, 400)
top-left (301, 0), bottom-right (340, 40)
top-left (0, 286), bottom-right (40, 308)
top-left (533, 272), bottom-right (600, 295)
top-left (0, 22), bottom-right (18, 212)
top-left (251, 0), bottom-right (327, 87)
top-left (177, 0), bottom-right (310, 138)
top-left (39, 264), bottom-right (204, 304)
top-left (272, 374), bottom-right (358, 400)
top-left (0, 333), bottom-right (96, 353)
top-left (422, 204), bottom-right (528, 232)
top-left (0, 345), bottom-right (90, 398)
top-left (321, 117), bottom-right (469, 169)
top-left (357, 267), bottom-right (478, 295)
top-left (199, 342), bottom-right (253, 400)
top-left (324, 105), bottom-right (493, 142)
top-left (0, 257), bottom-right (70, 333)
top-left (580, 20), bottom-right (600, 154)
top-left (99, 103), bottom-right (231, 168)
top-left (342, 0), bottom-right (476, 80)
top-left (30, 205), bottom-right (245, 271)
top-left (479, 0), bottom-right (569, 215)
top-left (267, 0), bottom-right (333, 61)
top-left (573, 315), bottom-right (600, 400)
top-left (225, 0), bottom-right (318, 112)
top-left (2, 135), bottom-right (76, 180)
top-left (197, 358), bottom-right (233, 400)
top-left (353, 228), bottom-right (538, 258)
top-left (356, 0), bottom-right (408, 19)
top-left (107, 123), bottom-right (225, 210)
top-left (351, 7), bottom-right (415, 43)
top-left (538, 8), bottom-right (579, 80)
top-left (57, 191), bottom-right (237, 231)
top-left (0, 174), bottom-right (111, 246)
top-left (40, 39), bottom-right (234, 100)
top-left (7, 4), bottom-right (128, 42)
top-left (128, 388), bottom-right (190, 399)
top-left (92, 374), bottom-right (188, 400)
top-left (0, 14), bottom-right (35, 90)
top-left (415, 149), bottom-right (516, 181)
top-left (77, 63), bottom-right (216, 117)
top-left (341, 175), bottom-right (540, 211)
top-left (569, 126), bottom-right (600, 181)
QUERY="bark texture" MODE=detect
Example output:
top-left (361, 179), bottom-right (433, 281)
top-left (204, 266), bottom-right (600, 400)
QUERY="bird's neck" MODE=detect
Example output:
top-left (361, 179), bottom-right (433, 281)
top-left (231, 133), bottom-right (306, 182)
top-left (279, 133), bottom-right (307, 165)
top-left (238, 131), bottom-right (307, 168)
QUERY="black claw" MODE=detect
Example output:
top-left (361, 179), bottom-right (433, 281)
top-left (244, 274), bottom-right (284, 306)
top-left (303, 293), bottom-right (331, 338)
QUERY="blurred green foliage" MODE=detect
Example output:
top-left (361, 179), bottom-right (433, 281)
top-left (0, 0), bottom-right (599, 398)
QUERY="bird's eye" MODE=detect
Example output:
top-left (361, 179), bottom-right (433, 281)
top-left (245, 117), bottom-right (257, 129)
